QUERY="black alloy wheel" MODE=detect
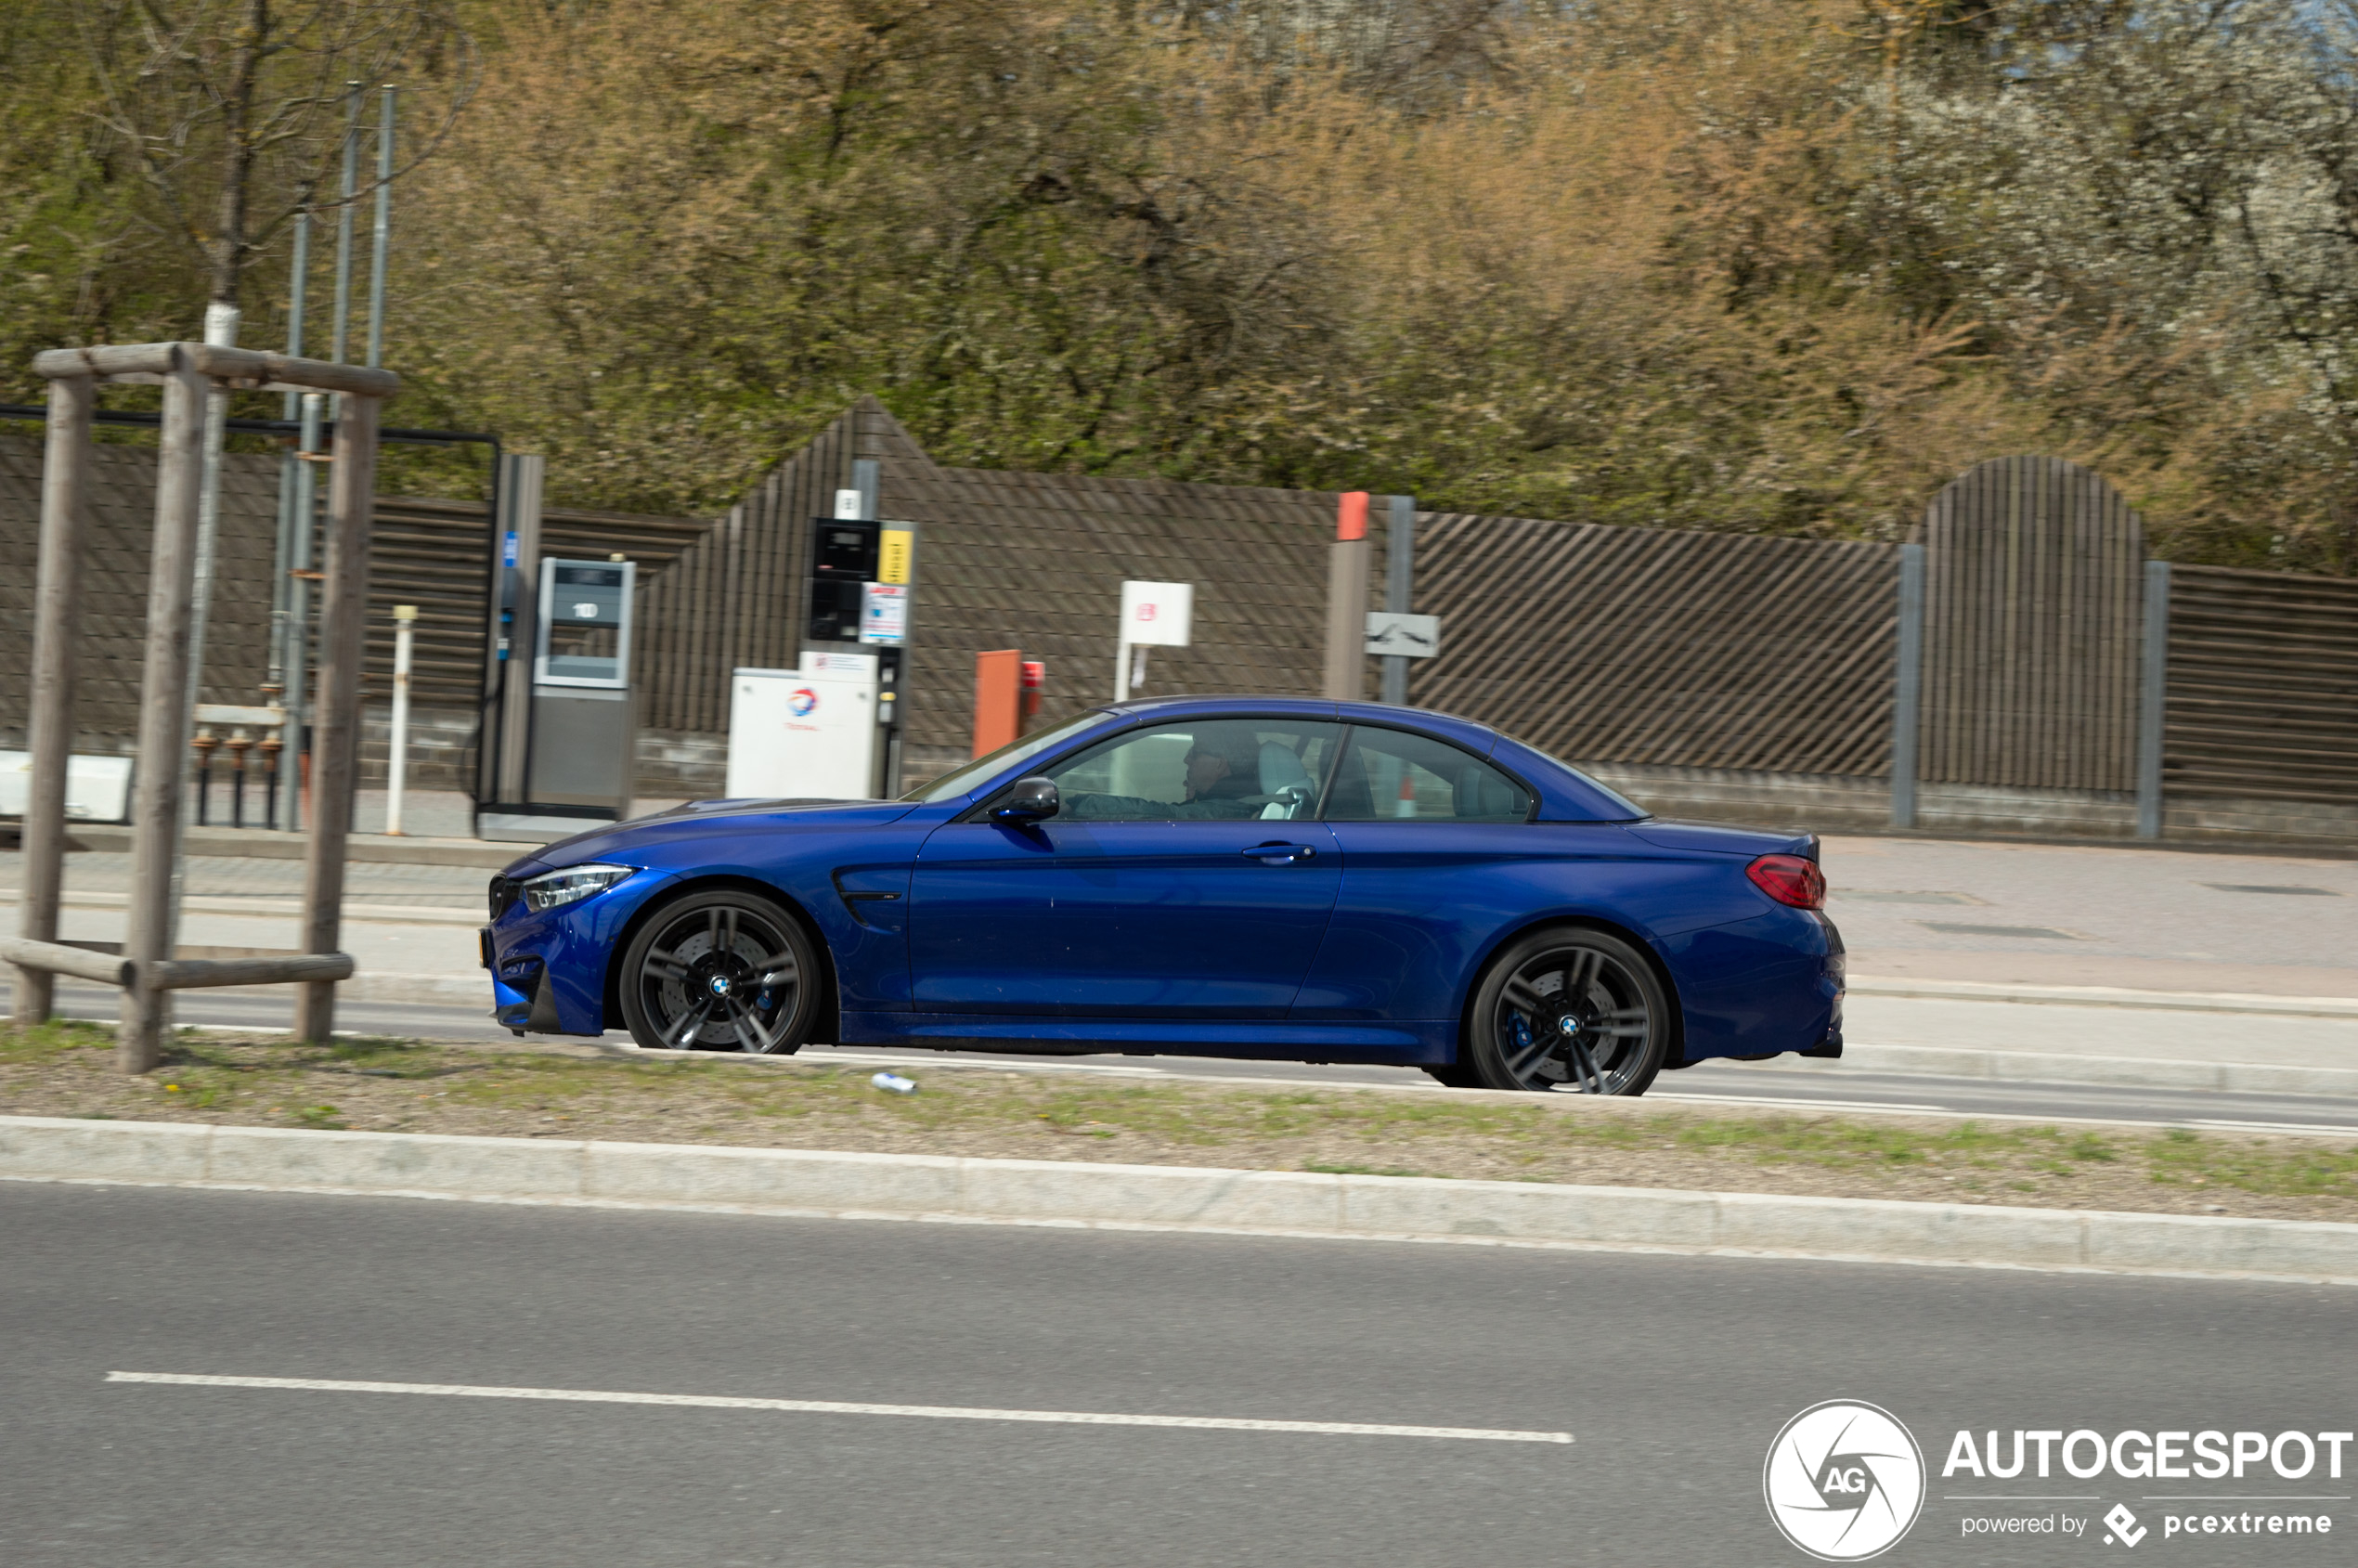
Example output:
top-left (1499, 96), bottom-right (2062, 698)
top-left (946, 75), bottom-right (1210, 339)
top-left (617, 889), bottom-right (819, 1055)
top-left (1461, 928), bottom-right (1668, 1095)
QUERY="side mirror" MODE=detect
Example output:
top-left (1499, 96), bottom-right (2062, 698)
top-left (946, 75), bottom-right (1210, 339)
top-left (991, 776), bottom-right (1060, 823)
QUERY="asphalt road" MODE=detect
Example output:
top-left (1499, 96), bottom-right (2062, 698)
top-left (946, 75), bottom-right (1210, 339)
top-left (1, 1183), bottom-right (2349, 1566)
top-left (30, 982), bottom-right (2358, 1137)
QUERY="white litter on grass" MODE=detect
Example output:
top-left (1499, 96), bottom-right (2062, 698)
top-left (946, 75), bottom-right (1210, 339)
top-left (870, 1071), bottom-right (918, 1095)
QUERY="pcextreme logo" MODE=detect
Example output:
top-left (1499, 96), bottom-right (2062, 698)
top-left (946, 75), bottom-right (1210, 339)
top-left (1764, 1400), bottom-right (1927, 1562)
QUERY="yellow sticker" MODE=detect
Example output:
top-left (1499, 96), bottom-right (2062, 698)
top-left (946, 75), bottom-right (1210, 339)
top-left (877, 528), bottom-right (913, 586)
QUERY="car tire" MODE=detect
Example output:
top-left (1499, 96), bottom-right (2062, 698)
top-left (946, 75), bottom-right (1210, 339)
top-left (1460, 927), bottom-right (1668, 1095)
top-left (617, 888), bottom-right (821, 1055)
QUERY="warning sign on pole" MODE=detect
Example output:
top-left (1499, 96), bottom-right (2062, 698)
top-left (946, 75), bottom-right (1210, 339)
top-left (860, 583), bottom-right (909, 645)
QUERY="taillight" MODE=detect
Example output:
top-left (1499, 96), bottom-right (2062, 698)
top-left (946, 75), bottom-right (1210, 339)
top-left (1746, 853), bottom-right (1825, 909)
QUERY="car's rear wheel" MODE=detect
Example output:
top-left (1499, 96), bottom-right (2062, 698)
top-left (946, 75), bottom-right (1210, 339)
top-left (1460, 927), bottom-right (1667, 1095)
top-left (618, 889), bottom-right (819, 1055)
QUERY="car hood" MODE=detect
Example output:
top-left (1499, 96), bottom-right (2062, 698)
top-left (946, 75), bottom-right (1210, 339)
top-left (1622, 820), bottom-right (1818, 859)
top-left (498, 797), bottom-right (921, 877)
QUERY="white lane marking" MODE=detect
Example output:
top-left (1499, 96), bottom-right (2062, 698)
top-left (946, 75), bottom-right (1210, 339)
top-left (105, 1372), bottom-right (1571, 1444)
top-left (1650, 1092), bottom-right (1950, 1114)
top-left (2190, 1119), bottom-right (2358, 1137)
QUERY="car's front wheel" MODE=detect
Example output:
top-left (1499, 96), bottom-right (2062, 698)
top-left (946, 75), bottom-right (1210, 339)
top-left (617, 888), bottom-right (820, 1054)
top-left (1459, 927), bottom-right (1668, 1095)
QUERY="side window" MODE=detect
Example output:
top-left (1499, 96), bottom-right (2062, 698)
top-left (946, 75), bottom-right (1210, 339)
top-left (1323, 727), bottom-right (1532, 823)
top-left (1033, 720), bottom-right (1345, 823)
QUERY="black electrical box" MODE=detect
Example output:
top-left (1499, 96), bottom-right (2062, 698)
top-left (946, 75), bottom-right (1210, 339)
top-left (808, 519), bottom-right (878, 641)
top-left (813, 521), bottom-right (878, 580)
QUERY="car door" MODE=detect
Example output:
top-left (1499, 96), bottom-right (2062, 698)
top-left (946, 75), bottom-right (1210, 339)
top-left (909, 719), bottom-right (1346, 1017)
top-left (1293, 723), bottom-right (1603, 1020)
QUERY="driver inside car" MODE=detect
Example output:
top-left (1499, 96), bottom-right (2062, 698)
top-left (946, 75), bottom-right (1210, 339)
top-left (1063, 728), bottom-right (1276, 820)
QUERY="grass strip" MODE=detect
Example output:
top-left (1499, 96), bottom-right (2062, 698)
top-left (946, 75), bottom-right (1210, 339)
top-left (3, 1020), bottom-right (2354, 1216)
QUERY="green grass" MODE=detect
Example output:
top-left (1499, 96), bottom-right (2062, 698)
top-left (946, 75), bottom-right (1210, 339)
top-left (2144, 1125), bottom-right (2358, 1199)
top-left (7, 1027), bottom-right (2356, 1205)
top-left (0, 1017), bottom-right (112, 1064)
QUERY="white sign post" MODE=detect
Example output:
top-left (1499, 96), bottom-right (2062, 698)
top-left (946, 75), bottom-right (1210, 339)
top-left (1116, 580), bottom-right (1195, 699)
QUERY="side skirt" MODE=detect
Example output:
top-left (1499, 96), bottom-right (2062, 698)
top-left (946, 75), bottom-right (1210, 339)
top-left (838, 1013), bottom-right (1453, 1067)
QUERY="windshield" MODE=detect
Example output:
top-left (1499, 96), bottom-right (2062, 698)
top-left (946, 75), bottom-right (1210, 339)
top-left (900, 712), bottom-right (1108, 803)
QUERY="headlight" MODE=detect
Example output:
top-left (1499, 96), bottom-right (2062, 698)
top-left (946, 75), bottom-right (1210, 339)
top-left (522, 863), bottom-right (634, 912)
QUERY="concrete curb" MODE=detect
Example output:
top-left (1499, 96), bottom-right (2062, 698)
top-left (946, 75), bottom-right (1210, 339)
top-left (1848, 977), bottom-right (2358, 1019)
top-left (1761, 1043), bottom-right (2358, 1098)
top-left (2, 1115), bottom-right (2352, 1284)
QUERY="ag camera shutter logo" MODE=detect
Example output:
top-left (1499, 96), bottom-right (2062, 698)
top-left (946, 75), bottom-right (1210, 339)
top-left (1764, 1400), bottom-right (1926, 1561)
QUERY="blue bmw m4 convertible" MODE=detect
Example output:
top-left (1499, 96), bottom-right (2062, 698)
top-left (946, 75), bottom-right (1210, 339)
top-left (482, 696), bottom-right (1843, 1096)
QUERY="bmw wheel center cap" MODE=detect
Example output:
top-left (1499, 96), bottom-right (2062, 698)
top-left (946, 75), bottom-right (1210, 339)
top-left (708, 975), bottom-right (732, 997)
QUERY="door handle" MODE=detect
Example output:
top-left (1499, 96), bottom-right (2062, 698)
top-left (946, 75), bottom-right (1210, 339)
top-left (1242, 842), bottom-right (1316, 863)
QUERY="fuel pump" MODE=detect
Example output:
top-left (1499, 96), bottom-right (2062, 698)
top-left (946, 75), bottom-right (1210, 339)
top-left (474, 450), bottom-right (644, 841)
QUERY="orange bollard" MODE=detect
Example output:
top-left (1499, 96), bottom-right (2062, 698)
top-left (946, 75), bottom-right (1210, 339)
top-left (972, 650), bottom-right (1022, 757)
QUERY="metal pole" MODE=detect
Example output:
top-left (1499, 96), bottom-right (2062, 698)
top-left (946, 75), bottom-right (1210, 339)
top-left (387, 603), bottom-right (416, 835)
top-left (852, 458), bottom-right (879, 522)
top-left (1891, 542), bottom-right (1926, 830)
top-left (14, 373), bottom-right (94, 1028)
top-left (473, 453), bottom-right (510, 812)
top-left (295, 393), bottom-right (382, 1042)
top-left (279, 392), bottom-right (325, 830)
top-left (330, 83), bottom-right (361, 365)
top-left (494, 454), bottom-right (546, 809)
top-left (120, 354), bottom-right (210, 1072)
top-left (1381, 494), bottom-right (1415, 706)
top-left (267, 200), bottom-right (312, 746)
top-left (183, 300), bottom-right (240, 740)
top-left (2136, 559), bottom-right (2170, 840)
top-left (364, 84), bottom-right (395, 369)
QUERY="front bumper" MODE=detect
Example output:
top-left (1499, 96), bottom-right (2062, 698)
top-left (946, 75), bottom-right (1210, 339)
top-left (482, 867), bottom-right (678, 1035)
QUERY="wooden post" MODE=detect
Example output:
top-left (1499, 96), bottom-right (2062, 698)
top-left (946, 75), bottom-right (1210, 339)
top-left (1323, 492), bottom-right (1371, 701)
top-left (294, 393), bottom-right (381, 1042)
top-left (13, 373), bottom-right (94, 1029)
top-left (118, 354), bottom-right (210, 1072)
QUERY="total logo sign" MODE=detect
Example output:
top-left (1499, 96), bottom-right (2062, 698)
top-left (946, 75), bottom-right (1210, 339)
top-left (1764, 1402), bottom-right (2350, 1559)
top-left (784, 687), bottom-right (819, 719)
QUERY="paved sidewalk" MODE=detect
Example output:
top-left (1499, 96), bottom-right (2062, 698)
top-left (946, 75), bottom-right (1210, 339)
top-left (1823, 835), bottom-right (2358, 997)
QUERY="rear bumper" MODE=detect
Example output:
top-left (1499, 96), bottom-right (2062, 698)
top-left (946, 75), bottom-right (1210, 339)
top-left (1661, 907), bottom-right (1844, 1063)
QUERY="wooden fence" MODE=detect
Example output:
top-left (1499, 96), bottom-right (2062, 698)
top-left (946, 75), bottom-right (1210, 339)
top-left (1407, 515), bottom-right (1901, 775)
top-left (1917, 456), bottom-right (2146, 793)
top-left (2166, 564), bottom-right (2358, 806)
top-left (9, 421), bottom-right (2355, 830)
